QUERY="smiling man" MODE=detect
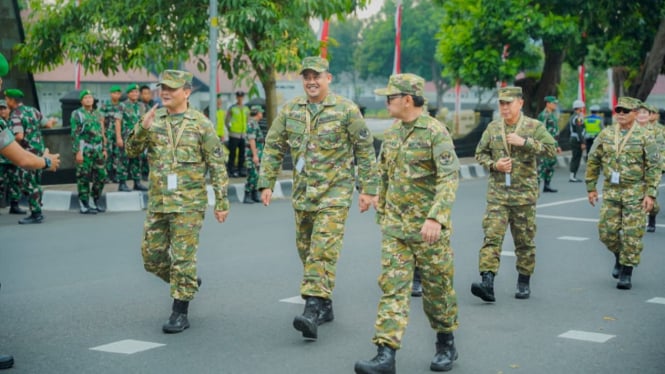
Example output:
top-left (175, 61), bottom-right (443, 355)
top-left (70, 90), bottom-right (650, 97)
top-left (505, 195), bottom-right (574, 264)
top-left (258, 56), bottom-right (378, 341)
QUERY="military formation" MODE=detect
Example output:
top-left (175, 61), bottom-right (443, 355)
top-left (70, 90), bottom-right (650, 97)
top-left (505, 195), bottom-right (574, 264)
top-left (1, 51), bottom-right (664, 374)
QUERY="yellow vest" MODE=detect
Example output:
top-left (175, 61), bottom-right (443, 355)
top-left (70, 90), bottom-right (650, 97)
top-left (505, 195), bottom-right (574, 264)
top-left (228, 105), bottom-right (249, 134)
top-left (216, 109), bottom-right (226, 137)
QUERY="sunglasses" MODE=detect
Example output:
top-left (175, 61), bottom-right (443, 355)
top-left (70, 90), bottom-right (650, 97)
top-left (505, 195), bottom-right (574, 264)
top-left (615, 107), bottom-right (634, 114)
top-left (386, 94), bottom-right (406, 104)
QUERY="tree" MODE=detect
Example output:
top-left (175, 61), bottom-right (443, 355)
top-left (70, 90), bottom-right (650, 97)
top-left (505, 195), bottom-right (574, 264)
top-left (327, 16), bottom-right (363, 100)
top-left (14, 0), bottom-right (366, 125)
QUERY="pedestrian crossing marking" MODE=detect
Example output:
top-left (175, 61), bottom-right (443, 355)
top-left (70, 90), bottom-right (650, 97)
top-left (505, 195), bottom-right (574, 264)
top-left (557, 236), bottom-right (589, 241)
top-left (558, 330), bottom-right (615, 343)
top-left (646, 297), bottom-right (665, 305)
top-left (280, 296), bottom-right (305, 305)
top-left (500, 251), bottom-right (515, 257)
top-left (90, 339), bottom-right (165, 354)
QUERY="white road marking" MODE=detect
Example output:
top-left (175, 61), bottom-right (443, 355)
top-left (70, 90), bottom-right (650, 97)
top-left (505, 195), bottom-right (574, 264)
top-left (500, 251), bottom-right (515, 257)
top-left (280, 296), bottom-right (305, 305)
top-left (90, 339), bottom-right (165, 354)
top-left (537, 196), bottom-right (592, 208)
top-left (537, 214), bottom-right (599, 223)
top-left (557, 236), bottom-right (589, 241)
top-left (558, 330), bottom-right (615, 343)
top-left (646, 297), bottom-right (665, 305)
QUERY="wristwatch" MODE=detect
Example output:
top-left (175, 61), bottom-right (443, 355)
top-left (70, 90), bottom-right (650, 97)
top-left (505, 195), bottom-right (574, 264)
top-left (43, 157), bottom-right (52, 170)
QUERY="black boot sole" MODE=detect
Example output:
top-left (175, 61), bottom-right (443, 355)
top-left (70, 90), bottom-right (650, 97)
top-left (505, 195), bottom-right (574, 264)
top-left (162, 322), bottom-right (190, 334)
top-left (354, 361), bottom-right (395, 374)
top-left (471, 283), bottom-right (495, 302)
top-left (430, 351), bottom-right (459, 372)
top-left (617, 281), bottom-right (632, 290)
top-left (293, 315), bottom-right (317, 340)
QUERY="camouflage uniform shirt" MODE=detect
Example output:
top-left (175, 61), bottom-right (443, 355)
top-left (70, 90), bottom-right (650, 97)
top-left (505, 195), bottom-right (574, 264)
top-left (258, 93), bottom-right (378, 211)
top-left (70, 107), bottom-right (105, 153)
top-left (475, 114), bottom-right (557, 205)
top-left (378, 113), bottom-right (460, 241)
top-left (10, 104), bottom-right (46, 155)
top-left (537, 109), bottom-right (559, 148)
top-left (126, 108), bottom-right (229, 212)
top-left (121, 101), bottom-right (146, 139)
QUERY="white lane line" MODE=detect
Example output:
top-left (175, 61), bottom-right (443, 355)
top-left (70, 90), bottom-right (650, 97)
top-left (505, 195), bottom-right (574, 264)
top-left (500, 251), bottom-right (515, 257)
top-left (558, 330), bottom-right (615, 343)
top-left (646, 297), bottom-right (665, 305)
top-left (557, 236), bottom-right (589, 241)
top-left (90, 339), bottom-right (165, 354)
top-left (280, 296), bottom-right (305, 305)
top-left (537, 214), bottom-right (599, 223)
top-left (537, 196), bottom-right (593, 208)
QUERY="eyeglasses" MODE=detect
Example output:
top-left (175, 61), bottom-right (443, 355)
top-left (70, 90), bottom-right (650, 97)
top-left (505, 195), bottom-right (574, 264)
top-left (615, 107), bottom-right (633, 114)
top-left (386, 94), bottom-right (406, 104)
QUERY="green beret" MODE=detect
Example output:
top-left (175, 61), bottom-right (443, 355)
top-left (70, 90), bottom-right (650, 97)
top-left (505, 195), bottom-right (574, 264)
top-left (109, 85), bottom-right (122, 93)
top-left (126, 83), bottom-right (139, 93)
top-left (216, 92), bottom-right (223, 98)
top-left (544, 96), bottom-right (558, 103)
top-left (4, 88), bottom-right (24, 99)
top-left (0, 53), bottom-right (8, 77)
top-left (79, 89), bottom-right (93, 101)
top-left (250, 105), bottom-right (264, 113)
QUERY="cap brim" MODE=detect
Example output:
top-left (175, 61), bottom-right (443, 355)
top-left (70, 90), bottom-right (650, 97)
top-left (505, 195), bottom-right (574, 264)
top-left (158, 80), bottom-right (184, 89)
top-left (300, 68), bottom-right (326, 74)
top-left (498, 96), bottom-right (517, 102)
top-left (374, 87), bottom-right (402, 96)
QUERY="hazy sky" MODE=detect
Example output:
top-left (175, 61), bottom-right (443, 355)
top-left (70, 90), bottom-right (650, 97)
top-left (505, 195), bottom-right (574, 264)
top-left (357, 0), bottom-right (384, 19)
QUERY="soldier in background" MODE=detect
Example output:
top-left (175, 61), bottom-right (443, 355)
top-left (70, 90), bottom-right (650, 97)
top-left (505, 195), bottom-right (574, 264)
top-left (98, 85), bottom-right (123, 183)
top-left (568, 100), bottom-right (586, 182)
top-left (225, 91), bottom-right (249, 177)
top-left (258, 56), bottom-right (378, 341)
top-left (354, 73), bottom-right (460, 374)
top-left (4, 88), bottom-right (56, 224)
top-left (538, 96), bottom-right (562, 193)
top-left (0, 99), bottom-right (25, 214)
top-left (636, 103), bottom-right (664, 233)
top-left (243, 105), bottom-right (265, 204)
top-left (471, 86), bottom-right (556, 302)
top-left (586, 97), bottom-right (660, 290)
top-left (126, 70), bottom-right (229, 333)
top-left (71, 90), bottom-right (107, 214)
top-left (116, 83), bottom-right (148, 192)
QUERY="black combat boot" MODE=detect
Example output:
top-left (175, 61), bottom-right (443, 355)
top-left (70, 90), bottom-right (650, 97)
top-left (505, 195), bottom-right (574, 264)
top-left (471, 271), bottom-right (495, 302)
top-left (0, 353), bottom-right (14, 370)
top-left (118, 181), bottom-right (131, 192)
top-left (611, 253), bottom-right (621, 279)
top-left (515, 273), bottom-right (531, 299)
top-left (162, 299), bottom-right (190, 333)
top-left (354, 344), bottom-right (396, 374)
top-left (543, 181), bottom-right (558, 193)
top-left (617, 266), bottom-right (633, 290)
top-left (251, 189), bottom-right (261, 203)
top-left (9, 201), bottom-right (26, 214)
top-left (412, 267), bottom-right (423, 297)
top-left (243, 192), bottom-right (255, 204)
top-left (647, 215), bottom-right (656, 232)
top-left (317, 298), bottom-right (334, 325)
top-left (430, 332), bottom-right (458, 372)
top-left (293, 296), bottom-right (322, 340)
top-left (134, 179), bottom-right (148, 191)
top-left (94, 197), bottom-right (106, 213)
top-left (79, 199), bottom-right (97, 214)
top-left (18, 211), bottom-right (44, 224)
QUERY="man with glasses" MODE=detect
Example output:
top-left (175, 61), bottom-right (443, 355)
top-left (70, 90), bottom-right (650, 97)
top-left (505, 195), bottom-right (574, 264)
top-left (258, 56), bottom-right (378, 341)
top-left (586, 97), bottom-right (660, 290)
top-left (471, 86), bottom-right (556, 302)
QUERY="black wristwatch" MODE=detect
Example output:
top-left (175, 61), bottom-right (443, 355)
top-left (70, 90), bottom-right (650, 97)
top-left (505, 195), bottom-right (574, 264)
top-left (43, 157), bottom-right (51, 170)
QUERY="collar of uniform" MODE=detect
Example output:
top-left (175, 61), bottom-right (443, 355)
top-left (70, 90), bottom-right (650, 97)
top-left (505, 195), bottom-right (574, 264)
top-left (296, 93), bottom-right (338, 107)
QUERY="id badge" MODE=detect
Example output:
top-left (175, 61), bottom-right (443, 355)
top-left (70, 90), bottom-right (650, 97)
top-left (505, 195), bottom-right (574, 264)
top-left (167, 173), bottom-right (178, 190)
top-left (505, 173), bottom-right (511, 187)
top-left (610, 171), bottom-right (620, 184)
top-left (295, 156), bottom-right (305, 173)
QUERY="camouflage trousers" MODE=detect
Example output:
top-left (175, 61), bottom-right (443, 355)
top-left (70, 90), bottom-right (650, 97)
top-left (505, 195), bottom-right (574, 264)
top-left (372, 233), bottom-right (458, 350)
top-left (479, 203), bottom-right (536, 275)
top-left (651, 194), bottom-right (660, 216)
top-left (76, 149), bottom-right (107, 202)
top-left (244, 148), bottom-right (262, 193)
top-left (105, 130), bottom-right (118, 182)
top-left (599, 199), bottom-right (645, 267)
top-left (21, 168), bottom-right (42, 213)
top-left (294, 206), bottom-right (350, 298)
top-left (538, 157), bottom-right (557, 183)
top-left (0, 163), bottom-right (22, 202)
top-left (116, 146), bottom-right (141, 182)
top-left (141, 211), bottom-right (205, 301)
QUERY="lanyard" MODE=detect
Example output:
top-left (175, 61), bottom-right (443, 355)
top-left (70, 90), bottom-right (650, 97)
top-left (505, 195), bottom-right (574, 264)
top-left (500, 117), bottom-right (524, 158)
top-left (613, 123), bottom-right (636, 156)
top-left (165, 115), bottom-right (188, 166)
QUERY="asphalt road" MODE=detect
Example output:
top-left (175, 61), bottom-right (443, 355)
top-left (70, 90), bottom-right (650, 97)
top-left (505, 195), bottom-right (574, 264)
top-left (1, 168), bottom-right (664, 374)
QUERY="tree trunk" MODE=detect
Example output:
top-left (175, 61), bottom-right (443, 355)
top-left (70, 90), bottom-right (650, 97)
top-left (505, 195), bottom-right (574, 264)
top-left (261, 67), bottom-right (278, 129)
top-left (531, 41), bottom-right (565, 117)
top-left (629, 17), bottom-right (665, 100)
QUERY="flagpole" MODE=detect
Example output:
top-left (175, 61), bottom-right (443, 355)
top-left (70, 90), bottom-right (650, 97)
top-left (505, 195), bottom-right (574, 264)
top-left (578, 64), bottom-right (586, 114)
top-left (392, 0), bottom-right (402, 75)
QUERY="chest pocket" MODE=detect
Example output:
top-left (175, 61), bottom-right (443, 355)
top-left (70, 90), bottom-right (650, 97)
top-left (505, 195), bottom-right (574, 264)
top-left (316, 118), bottom-right (345, 150)
top-left (285, 118), bottom-right (306, 150)
top-left (403, 140), bottom-right (434, 179)
top-left (175, 129), bottom-right (202, 163)
top-left (622, 142), bottom-right (644, 166)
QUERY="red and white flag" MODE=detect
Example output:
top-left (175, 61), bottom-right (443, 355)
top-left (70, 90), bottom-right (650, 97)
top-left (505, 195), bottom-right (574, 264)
top-left (314, 18), bottom-right (330, 59)
top-left (392, 0), bottom-right (402, 75)
top-left (74, 61), bottom-right (81, 90)
top-left (578, 64), bottom-right (586, 110)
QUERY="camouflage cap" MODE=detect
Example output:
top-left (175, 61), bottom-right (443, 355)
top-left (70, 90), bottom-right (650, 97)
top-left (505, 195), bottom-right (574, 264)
top-left (109, 85), bottom-right (122, 93)
top-left (0, 99), bottom-right (7, 108)
top-left (498, 86), bottom-right (523, 102)
top-left (374, 73), bottom-right (425, 96)
top-left (250, 105), bottom-right (264, 113)
top-left (3, 88), bottom-right (24, 99)
top-left (0, 52), bottom-right (8, 77)
top-left (79, 89), bottom-right (93, 101)
top-left (544, 96), bottom-right (558, 103)
top-left (300, 56), bottom-right (329, 74)
top-left (158, 70), bottom-right (193, 89)
top-left (615, 96), bottom-right (640, 110)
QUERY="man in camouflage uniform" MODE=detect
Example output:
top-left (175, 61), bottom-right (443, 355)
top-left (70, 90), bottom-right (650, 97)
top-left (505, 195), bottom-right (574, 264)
top-left (0, 99), bottom-right (24, 214)
top-left (641, 103), bottom-right (664, 232)
top-left (568, 100), bottom-right (586, 182)
top-left (98, 85), bottom-right (124, 182)
top-left (258, 56), bottom-right (378, 341)
top-left (537, 96), bottom-right (561, 193)
top-left (472, 86), bottom-right (557, 302)
top-left (5, 88), bottom-right (55, 224)
top-left (586, 97), bottom-right (660, 290)
top-left (116, 83), bottom-right (148, 192)
top-left (243, 105), bottom-right (265, 204)
top-left (71, 90), bottom-right (108, 214)
top-left (126, 70), bottom-right (230, 333)
top-left (355, 74), bottom-right (460, 374)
